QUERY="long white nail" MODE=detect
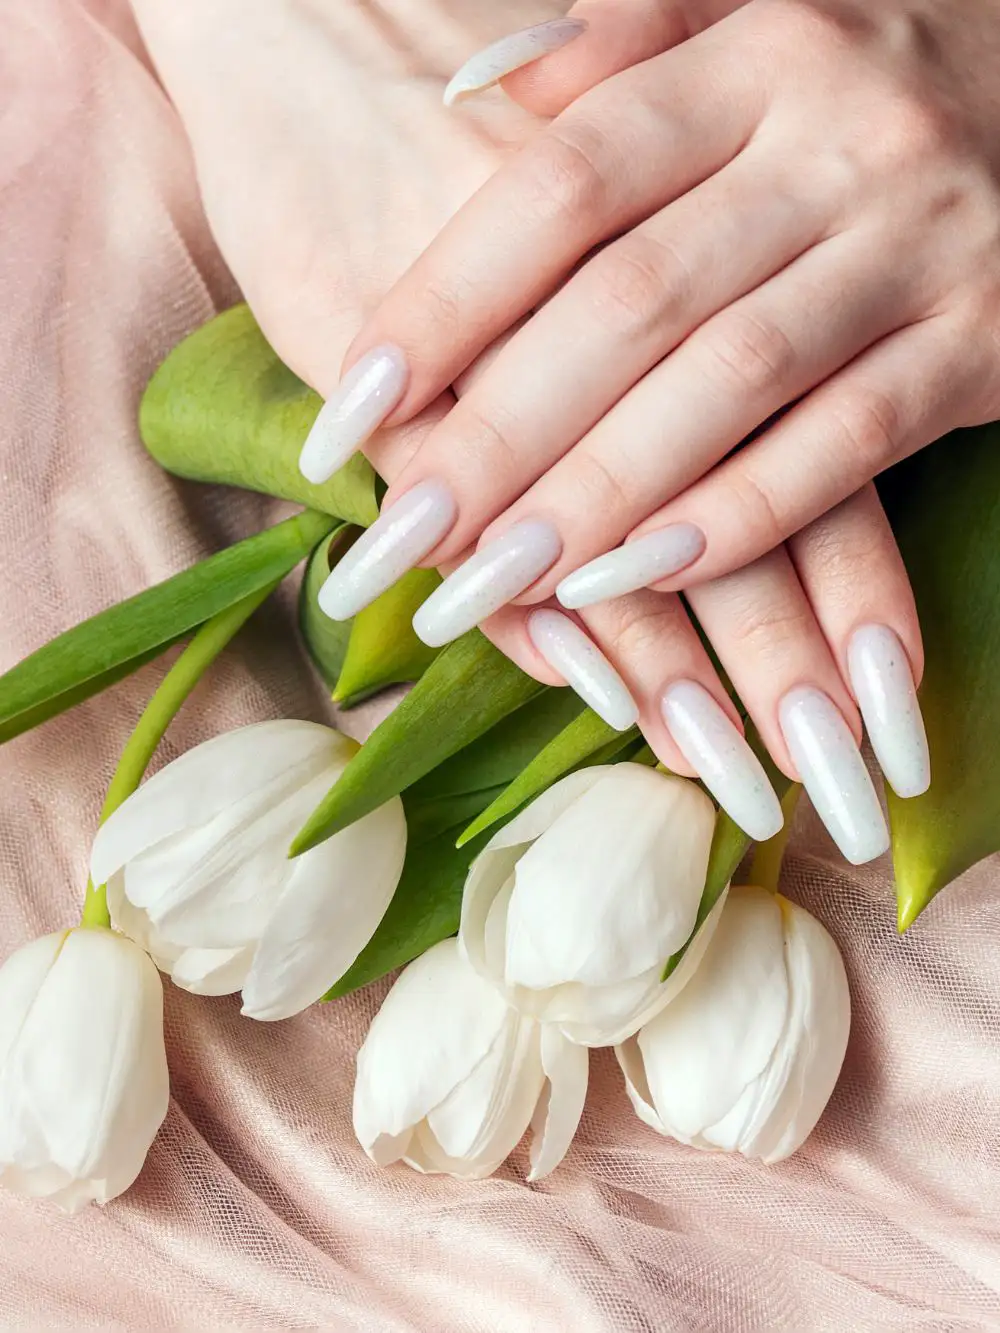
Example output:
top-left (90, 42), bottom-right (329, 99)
top-left (847, 625), bottom-right (930, 799)
top-left (412, 519), bottom-right (562, 647)
top-left (556, 525), bottom-right (706, 610)
top-left (528, 609), bottom-right (638, 732)
top-left (317, 479), bottom-right (457, 621)
top-left (298, 345), bottom-right (408, 484)
top-left (443, 19), bottom-right (588, 107)
top-left (778, 686), bottom-right (889, 866)
top-left (661, 681), bottom-right (783, 841)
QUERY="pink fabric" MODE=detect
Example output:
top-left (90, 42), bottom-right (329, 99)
top-left (2, 1), bottom-right (999, 1325)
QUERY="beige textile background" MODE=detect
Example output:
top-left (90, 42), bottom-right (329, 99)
top-left (1, 1), bottom-right (999, 1327)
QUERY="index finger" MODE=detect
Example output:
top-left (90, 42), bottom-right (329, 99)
top-left (346, 36), bottom-right (758, 427)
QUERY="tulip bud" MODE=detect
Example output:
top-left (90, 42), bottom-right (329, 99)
top-left (0, 928), bottom-right (168, 1210)
top-left (617, 886), bottom-right (850, 1163)
top-left (460, 764), bottom-right (719, 1046)
top-left (89, 720), bottom-right (407, 1021)
top-left (353, 939), bottom-right (588, 1180)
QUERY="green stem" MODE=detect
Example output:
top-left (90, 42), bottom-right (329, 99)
top-left (748, 784), bottom-right (802, 895)
top-left (79, 581), bottom-right (279, 929)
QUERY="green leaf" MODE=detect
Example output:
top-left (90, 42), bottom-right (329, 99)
top-left (879, 424), bottom-right (1000, 928)
top-left (332, 568), bottom-right (443, 707)
top-left (139, 304), bottom-right (378, 528)
top-left (0, 509), bottom-right (335, 744)
top-left (298, 524), bottom-right (356, 690)
top-left (456, 707), bottom-right (640, 847)
top-left (290, 630), bottom-right (545, 854)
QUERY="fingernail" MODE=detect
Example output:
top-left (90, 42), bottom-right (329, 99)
top-left (412, 519), bottom-right (562, 647)
top-left (661, 681), bottom-right (783, 841)
top-left (778, 686), bottom-right (889, 866)
top-left (298, 345), bottom-right (408, 484)
top-left (556, 524), bottom-right (706, 610)
top-left (443, 18), bottom-right (588, 107)
top-left (847, 625), bottom-right (930, 799)
top-left (528, 609), bottom-right (638, 732)
top-left (317, 479), bottom-right (458, 620)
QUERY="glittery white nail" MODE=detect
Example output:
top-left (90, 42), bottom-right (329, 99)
top-left (318, 479), bottom-right (458, 621)
top-left (528, 609), bottom-right (639, 732)
top-left (443, 19), bottom-right (588, 107)
top-left (779, 686), bottom-right (889, 866)
top-left (848, 625), bottom-right (930, 800)
top-left (412, 519), bottom-right (562, 648)
top-left (661, 681), bottom-right (783, 841)
top-left (298, 345), bottom-right (408, 484)
top-left (557, 524), bottom-right (706, 610)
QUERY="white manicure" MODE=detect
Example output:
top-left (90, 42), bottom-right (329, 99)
top-left (556, 525), bottom-right (706, 610)
top-left (528, 609), bottom-right (639, 732)
top-left (661, 681), bottom-right (783, 841)
top-left (412, 519), bottom-right (562, 648)
top-left (848, 625), bottom-right (930, 799)
top-left (298, 345), bottom-right (408, 484)
top-left (779, 686), bottom-right (889, 866)
top-left (317, 479), bottom-right (457, 621)
top-left (443, 19), bottom-right (588, 107)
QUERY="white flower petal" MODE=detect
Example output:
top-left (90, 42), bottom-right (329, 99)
top-left (478, 768), bottom-right (609, 854)
top-left (90, 720), bottom-right (352, 886)
top-left (527, 1026), bottom-right (588, 1180)
top-left (352, 940), bottom-right (510, 1152)
top-left (615, 1036), bottom-right (668, 1136)
top-left (637, 886), bottom-right (788, 1140)
top-left (241, 794), bottom-right (407, 1020)
top-left (170, 945), bottom-right (253, 996)
top-left (504, 766), bottom-right (714, 989)
top-left (0, 931), bottom-right (67, 1068)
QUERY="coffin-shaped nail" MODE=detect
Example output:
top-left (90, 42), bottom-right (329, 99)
top-left (847, 625), bottom-right (930, 799)
top-left (317, 479), bottom-right (458, 621)
top-left (298, 345), bottom-right (408, 484)
top-left (661, 681), bottom-right (783, 841)
top-left (778, 686), bottom-right (889, 866)
top-left (412, 519), bottom-right (562, 647)
top-left (443, 19), bottom-right (588, 107)
top-left (556, 524), bottom-right (706, 610)
top-left (528, 609), bottom-right (638, 731)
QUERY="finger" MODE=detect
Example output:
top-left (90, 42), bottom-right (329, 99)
top-left (381, 146), bottom-right (826, 566)
top-left (685, 548), bottom-right (890, 866)
top-left (618, 311), bottom-right (977, 595)
top-left (789, 485), bottom-right (930, 799)
top-left (339, 36), bottom-right (760, 438)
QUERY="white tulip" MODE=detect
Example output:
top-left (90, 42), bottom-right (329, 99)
top-left (89, 720), bottom-right (406, 1021)
top-left (459, 764), bottom-right (720, 1046)
top-left (617, 886), bottom-right (851, 1163)
top-left (353, 938), bottom-right (588, 1181)
top-left (0, 927), bottom-right (168, 1211)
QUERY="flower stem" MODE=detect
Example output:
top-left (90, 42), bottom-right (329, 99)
top-left (748, 784), bottom-right (802, 895)
top-left (80, 581), bottom-right (279, 929)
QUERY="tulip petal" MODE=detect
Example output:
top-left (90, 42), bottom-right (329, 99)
top-left (170, 945), bottom-right (253, 996)
top-left (504, 767), bottom-right (714, 989)
top-left (240, 793), bottom-right (407, 1020)
top-left (90, 720), bottom-right (352, 886)
top-left (637, 887), bottom-right (788, 1141)
top-left (615, 1035), bottom-right (668, 1136)
top-left (353, 940), bottom-right (510, 1154)
top-left (527, 1027), bottom-right (588, 1181)
top-left (0, 931), bottom-right (67, 1068)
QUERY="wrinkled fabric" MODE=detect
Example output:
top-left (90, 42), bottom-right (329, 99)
top-left (1, 0), bottom-right (999, 1326)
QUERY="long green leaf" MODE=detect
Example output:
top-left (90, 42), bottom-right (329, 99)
top-left (879, 424), bottom-right (1000, 928)
top-left (298, 524), bottom-right (356, 690)
top-left (456, 707), bottom-right (639, 847)
top-left (290, 630), bottom-right (545, 854)
top-left (0, 510), bottom-right (335, 744)
top-left (332, 568), bottom-right (442, 706)
top-left (139, 304), bottom-right (378, 528)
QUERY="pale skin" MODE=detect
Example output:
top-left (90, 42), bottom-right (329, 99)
top-left (131, 0), bottom-right (939, 855)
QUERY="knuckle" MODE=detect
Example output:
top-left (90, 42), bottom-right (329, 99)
top-left (585, 233), bottom-right (692, 340)
top-left (832, 388), bottom-right (903, 470)
top-left (456, 399), bottom-right (524, 475)
top-left (727, 586), bottom-right (814, 660)
top-left (603, 597), bottom-right (679, 665)
top-left (567, 450), bottom-right (635, 520)
top-left (517, 125), bottom-right (612, 229)
top-left (702, 310), bottom-right (797, 399)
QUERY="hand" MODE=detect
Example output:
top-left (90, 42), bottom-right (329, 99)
top-left (331, 0), bottom-right (1000, 636)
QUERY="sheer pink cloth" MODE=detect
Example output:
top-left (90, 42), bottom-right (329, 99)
top-left (2, 1), bottom-right (999, 1326)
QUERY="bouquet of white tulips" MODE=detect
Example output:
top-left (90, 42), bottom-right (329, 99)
top-left (0, 305), bottom-right (995, 1210)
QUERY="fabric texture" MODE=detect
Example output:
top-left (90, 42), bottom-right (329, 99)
top-left (1, 1), bottom-right (999, 1326)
